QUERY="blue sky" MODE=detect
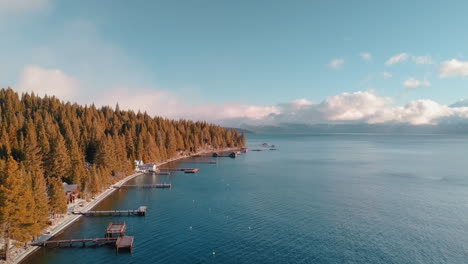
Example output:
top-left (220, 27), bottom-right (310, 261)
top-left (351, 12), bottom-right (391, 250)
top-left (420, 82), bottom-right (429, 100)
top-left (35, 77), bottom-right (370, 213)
top-left (2, 0), bottom-right (468, 125)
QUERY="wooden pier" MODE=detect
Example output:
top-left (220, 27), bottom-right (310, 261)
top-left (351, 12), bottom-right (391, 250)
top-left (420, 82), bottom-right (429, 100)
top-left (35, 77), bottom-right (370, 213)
top-left (106, 222), bottom-right (127, 237)
top-left (160, 168), bottom-right (200, 172)
top-left (31, 222), bottom-right (134, 252)
top-left (31, 237), bottom-right (118, 248)
top-left (212, 151), bottom-right (240, 158)
top-left (154, 171), bottom-right (171, 175)
top-left (73, 206), bottom-right (147, 217)
top-left (159, 167), bottom-right (200, 173)
top-left (187, 161), bottom-right (217, 164)
top-left (120, 183), bottom-right (172, 188)
top-left (116, 236), bottom-right (134, 253)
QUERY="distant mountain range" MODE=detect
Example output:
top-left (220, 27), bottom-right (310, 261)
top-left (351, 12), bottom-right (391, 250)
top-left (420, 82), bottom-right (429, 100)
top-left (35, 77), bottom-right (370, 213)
top-left (239, 123), bottom-right (468, 135)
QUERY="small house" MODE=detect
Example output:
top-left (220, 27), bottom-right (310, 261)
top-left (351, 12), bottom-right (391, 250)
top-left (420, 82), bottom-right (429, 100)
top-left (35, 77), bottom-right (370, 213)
top-left (134, 160), bottom-right (144, 170)
top-left (63, 182), bottom-right (79, 204)
top-left (137, 163), bottom-right (157, 172)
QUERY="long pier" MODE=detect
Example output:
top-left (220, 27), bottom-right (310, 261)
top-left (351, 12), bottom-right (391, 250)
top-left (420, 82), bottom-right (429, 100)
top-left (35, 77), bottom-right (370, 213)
top-left (31, 222), bottom-right (134, 252)
top-left (120, 183), bottom-right (172, 188)
top-left (73, 206), bottom-right (147, 217)
top-left (159, 168), bottom-right (200, 173)
top-left (31, 237), bottom-right (118, 248)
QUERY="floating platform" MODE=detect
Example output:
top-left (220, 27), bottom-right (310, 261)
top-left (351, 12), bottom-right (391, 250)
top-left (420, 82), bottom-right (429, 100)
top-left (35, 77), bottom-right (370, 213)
top-left (106, 222), bottom-right (127, 238)
top-left (120, 183), bottom-right (172, 188)
top-left (116, 236), bottom-right (134, 253)
top-left (73, 206), bottom-right (147, 217)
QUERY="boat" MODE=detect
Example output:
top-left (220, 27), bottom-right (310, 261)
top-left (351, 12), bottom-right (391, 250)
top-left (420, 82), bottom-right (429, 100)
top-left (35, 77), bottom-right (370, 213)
top-left (184, 168), bottom-right (200, 173)
top-left (240, 147), bottom-right (249, 153)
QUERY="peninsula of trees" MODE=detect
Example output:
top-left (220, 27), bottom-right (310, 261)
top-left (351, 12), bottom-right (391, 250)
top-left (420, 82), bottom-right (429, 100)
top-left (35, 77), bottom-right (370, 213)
top-left (0, 88), bottom-right (245, 257)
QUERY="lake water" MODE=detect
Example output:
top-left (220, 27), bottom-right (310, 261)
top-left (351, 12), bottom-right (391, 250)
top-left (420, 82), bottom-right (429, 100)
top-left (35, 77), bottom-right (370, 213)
top-left (23, 133), bottom-right (468, 263)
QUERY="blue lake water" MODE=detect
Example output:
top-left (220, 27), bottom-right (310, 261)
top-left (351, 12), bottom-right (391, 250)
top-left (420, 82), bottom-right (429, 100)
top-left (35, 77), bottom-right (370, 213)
top-left (23, 133), bottom-right (468, 263)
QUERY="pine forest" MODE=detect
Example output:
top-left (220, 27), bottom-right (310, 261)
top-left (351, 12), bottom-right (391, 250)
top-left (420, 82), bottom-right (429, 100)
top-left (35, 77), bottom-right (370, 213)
top-left (0, 88), bottom-right (245, 250)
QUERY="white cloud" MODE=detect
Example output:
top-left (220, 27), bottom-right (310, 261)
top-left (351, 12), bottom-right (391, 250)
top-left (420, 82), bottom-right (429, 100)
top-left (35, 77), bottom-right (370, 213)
top-left (386, 53), bottom-right (436, 66)
top-left (94, 87), bottom-right (280, 122)
top-left (439, 59), bottom-right (468, 78)
top-left (382, 72), bottom-right (392, 79)
top-left (319, 91), bottom-right (391, 121)
top-left (261, 92), bottom-right (468, 126)
top-left (291, 98), bottom-right (313, 109)
top-left (385, 53), bottom-right (409, 65)
top-left (12, 66), bottom-right (468, 127)
top-left (403, 78), bottom-right (431, 89)
top-left (328, 58), bottom-right (344, 69)
top-left (15, 65), bottom-right (79, 101)
top-left (359, 52), bottom-right (372, 61)
top-left (412, 55), bottom-right (434, 65)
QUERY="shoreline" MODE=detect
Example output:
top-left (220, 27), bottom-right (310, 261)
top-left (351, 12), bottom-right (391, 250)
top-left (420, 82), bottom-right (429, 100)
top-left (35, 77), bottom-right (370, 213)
top-left (8, 147), bottom-right (238, 264)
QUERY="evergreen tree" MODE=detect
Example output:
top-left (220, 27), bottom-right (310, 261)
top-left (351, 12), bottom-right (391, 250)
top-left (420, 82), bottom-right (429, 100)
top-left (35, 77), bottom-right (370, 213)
top-left (47, 177), bottom-right (67, 217)
top-left (46, 133), bottom-right (71, 179)
top-left (0, 157), bottom-right (35, 260)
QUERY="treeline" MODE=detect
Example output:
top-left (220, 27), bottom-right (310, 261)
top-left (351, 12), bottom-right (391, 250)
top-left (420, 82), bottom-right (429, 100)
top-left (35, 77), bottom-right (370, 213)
top-left (0, 88), bottom-right (245, 255)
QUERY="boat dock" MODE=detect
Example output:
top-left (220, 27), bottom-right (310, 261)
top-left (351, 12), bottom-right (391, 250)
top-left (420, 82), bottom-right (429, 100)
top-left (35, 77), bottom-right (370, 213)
top-left (31, 222), bottom-right (134, 252)
top-left (160, 168), bottom-right (200, 173)
top-left (212, 151), bottom-right (240, 158)
top-left (187, 161), bottom-right (217, 164)
top-left (116, 236), bottom-right (134, 253)
top-left (106, 222), bottom-right (127, 237)
top-left (120, 183), bottom-right (172, 188)
top-left (154, 171), bottom-right (171, 175)
top-left (73, 206), bottom-right (147, 217)
top-left (31, 237), bottom-right (118, 248)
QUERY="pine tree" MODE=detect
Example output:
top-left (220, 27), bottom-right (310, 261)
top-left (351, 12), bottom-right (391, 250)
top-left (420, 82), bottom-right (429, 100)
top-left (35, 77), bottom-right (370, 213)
top-left (0, 157), bottom-right (35, 260)
top-left (46, 133), bottom-right (71, 179)
top-left (48, 177), bottom-right (67, 217)
top-left (31, 173), bottom-right (50, 237)
top-left (68, 139), bottom-right (86, 186)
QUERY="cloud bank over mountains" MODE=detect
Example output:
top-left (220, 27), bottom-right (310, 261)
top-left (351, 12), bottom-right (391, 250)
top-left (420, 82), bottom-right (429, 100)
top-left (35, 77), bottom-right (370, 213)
top-left (11, 65), bottom-right (468, 128)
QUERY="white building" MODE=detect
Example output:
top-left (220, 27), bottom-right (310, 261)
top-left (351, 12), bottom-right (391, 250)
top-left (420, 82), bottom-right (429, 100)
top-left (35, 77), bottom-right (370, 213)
top-left (136, 163), bottom-right (157, 172)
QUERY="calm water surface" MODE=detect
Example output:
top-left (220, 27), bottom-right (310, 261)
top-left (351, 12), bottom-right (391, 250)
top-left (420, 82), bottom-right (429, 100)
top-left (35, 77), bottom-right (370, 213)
top-left (23, 134), bottom-right (468, 263)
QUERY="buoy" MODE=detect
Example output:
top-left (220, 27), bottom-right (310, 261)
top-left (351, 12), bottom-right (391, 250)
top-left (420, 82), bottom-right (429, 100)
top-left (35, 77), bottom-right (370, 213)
top-left (212, 251), bottom-right (216, 255)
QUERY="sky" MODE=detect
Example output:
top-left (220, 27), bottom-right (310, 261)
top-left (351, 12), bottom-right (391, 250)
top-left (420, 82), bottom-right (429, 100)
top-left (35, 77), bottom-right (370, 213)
top-left (2, 0), bottom-right (468, 126)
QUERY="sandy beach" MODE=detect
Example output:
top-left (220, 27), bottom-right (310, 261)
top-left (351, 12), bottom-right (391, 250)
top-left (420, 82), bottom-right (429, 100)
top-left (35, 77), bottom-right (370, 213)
top-left (5, 147), bottom-right (238, 264)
